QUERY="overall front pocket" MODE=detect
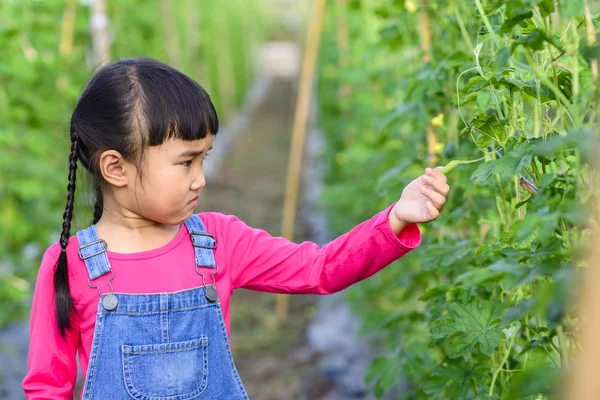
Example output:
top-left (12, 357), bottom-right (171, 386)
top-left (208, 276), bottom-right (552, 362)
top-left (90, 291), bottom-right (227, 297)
top-left (121, 337), bottom-right (209, 400)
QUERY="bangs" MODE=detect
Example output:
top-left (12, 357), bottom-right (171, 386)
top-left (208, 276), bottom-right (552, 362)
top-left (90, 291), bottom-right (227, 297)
top-left (124, 58), bottom-right (219, 147)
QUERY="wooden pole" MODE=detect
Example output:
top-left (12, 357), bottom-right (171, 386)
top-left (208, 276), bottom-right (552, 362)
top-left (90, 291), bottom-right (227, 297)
top-left (184, 0), bottom-right (200, 74)
top-left (336, 0), bottom-right (349, 68)
top-left (275, 0), bottom-right (326, 325)
top-left (159, 0), bottom-right (182, 70)
top-left (584, 5), bottom-right (598, 81)
top-left (563, 66), bottom-right (600, 400)
top-left (215, 7), bottom-right (236, 121)
top-left (59, 0), bottom-right (77, 57)
top-left (417, 0), bottom-right (432, 63)
top-left (564, 169), bottom-right (600, 398)
top-left (89, 0), bottom-right (111, 67)
top-left (336, 0), bottom-right (352, 98)
top-left (418, 0), bottom-right (438, 166)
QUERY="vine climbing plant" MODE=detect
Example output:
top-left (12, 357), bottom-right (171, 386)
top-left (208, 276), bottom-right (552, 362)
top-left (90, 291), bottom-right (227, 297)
top-left (317, 0), bottom-right (598, 398)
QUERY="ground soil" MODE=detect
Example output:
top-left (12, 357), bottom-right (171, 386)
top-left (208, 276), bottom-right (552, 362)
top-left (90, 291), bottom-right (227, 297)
top-left (197, 77), bottom-right (329, 400)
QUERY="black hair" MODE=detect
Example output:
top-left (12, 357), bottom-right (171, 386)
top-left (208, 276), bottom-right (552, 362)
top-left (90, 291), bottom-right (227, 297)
top-left (55, 57), bottom-right (219, 337)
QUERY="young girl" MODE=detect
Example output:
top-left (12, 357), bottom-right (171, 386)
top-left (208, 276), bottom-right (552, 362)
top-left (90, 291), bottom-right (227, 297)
top-left (22, 58), bottom-right (450, 399)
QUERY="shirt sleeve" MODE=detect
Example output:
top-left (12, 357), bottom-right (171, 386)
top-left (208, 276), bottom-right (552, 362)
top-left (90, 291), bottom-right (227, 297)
top-left (223, 202), bottom-right (421, 293)
top-left (22, 248), bottom-right (79, 399)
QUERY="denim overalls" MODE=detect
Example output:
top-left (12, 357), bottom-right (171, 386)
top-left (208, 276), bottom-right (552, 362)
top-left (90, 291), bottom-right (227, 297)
top-left (75, 215), bottom-right (249, 399)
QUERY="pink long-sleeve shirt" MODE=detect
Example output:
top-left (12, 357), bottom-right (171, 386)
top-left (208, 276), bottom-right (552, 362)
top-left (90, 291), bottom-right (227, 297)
top-left (22, 203), bottom-right (421, 398)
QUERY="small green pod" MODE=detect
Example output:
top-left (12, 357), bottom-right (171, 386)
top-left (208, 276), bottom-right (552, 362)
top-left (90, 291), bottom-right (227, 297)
top-left (441, 160), bottom-right (460, 174)
top-left (440, 156), bottom-right (485, 174)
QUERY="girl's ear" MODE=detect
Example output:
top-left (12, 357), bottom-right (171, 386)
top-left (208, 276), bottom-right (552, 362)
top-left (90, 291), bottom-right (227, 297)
top-left (99, 149), bottom-right (130, 187)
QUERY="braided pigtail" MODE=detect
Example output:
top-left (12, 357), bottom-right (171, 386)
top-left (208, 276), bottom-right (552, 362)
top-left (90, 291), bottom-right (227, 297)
top-left (54, 124), bottom-right (79, 338)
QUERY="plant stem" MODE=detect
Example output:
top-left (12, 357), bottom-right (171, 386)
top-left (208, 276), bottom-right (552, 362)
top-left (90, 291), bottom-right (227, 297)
top-left (557, 324), bottom-right (569, 368)
top-left (474, 0), bottom-right (497, 44)
top-left (521, 50), bottom-right (572, 111)
top-left (454, 6), bottom-right (473, 50)
top-left (489, 326), bottom-right (517, 396)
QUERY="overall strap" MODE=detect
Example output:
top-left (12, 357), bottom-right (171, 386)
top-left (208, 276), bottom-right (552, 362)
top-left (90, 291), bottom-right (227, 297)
top-left (76, 225), bottom-right (111, 280)
top-left (183, 214), bottom-right (217, 268)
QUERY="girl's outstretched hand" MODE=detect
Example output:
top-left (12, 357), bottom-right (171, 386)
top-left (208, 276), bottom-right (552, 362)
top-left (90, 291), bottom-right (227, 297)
top-left (390, 166), bottom-right (450, 228)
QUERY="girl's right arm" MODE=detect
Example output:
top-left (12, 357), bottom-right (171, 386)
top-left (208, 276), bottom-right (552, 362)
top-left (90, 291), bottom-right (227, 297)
top-left (22, 248), bottom-right (80, 399)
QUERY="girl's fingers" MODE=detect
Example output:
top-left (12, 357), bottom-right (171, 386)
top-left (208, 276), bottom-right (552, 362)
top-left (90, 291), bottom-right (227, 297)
top-left (426, 200), bottom-right (440, 220)
top-left (426, 166), bottom-right (448, 183)
top-left (421, 174), bottom-right (450, 197)
top-left (420, 185), bottom-right (446, 210)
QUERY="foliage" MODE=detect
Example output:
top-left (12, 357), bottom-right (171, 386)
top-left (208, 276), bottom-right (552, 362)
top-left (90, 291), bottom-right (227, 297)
top-left (0, 0), bottom-right (268, 328)
top-left (317, 0), bottom-right (598, 398)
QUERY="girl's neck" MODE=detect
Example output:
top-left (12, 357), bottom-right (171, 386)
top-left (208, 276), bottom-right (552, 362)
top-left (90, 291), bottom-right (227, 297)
top-left (97, 206), bottom-right (160, 231)
top-left (94, 205), bottom-right (181, 255)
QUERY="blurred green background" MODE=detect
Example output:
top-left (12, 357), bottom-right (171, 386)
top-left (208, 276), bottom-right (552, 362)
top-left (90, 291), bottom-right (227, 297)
top-left (0, 0), bottom-right (274, 328)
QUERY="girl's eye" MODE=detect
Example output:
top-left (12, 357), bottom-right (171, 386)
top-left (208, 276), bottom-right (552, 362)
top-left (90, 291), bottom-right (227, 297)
top-left (182, 152), bottom-right (210, 167)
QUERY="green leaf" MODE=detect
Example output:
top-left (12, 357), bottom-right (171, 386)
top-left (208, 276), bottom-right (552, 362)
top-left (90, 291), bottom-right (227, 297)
top-left (500, 11), bottom-right (533, 34)
top-left (496, 47), bottom-right (511, 68)
top-left (476, 132), bottom-right (492, 150)
top-left (533, 130), bottom-right (595, 161)
top-left (365, 350), bottom-right (404, 397)
top-left (466, 72), bottom-right (559, 102)
top-left (471, 140), bottom-right (533, 184)
top-left (376, 102), bottom-right (422, 131)
top-left (418, 240), bottom-right (475, 270)
top-left (456, 260), bottom-right (531, 290)
top-left (382, 310), bottom-right (425, 328)
top-left (558, 0), bottom-right (584, 19)
top-left (468, 110), bottom-right (509, 145)
top-left (465, 76), bottom-right (491, 93)
top-left (511, 29), bottom-right (563, 52)
top-left (537, 0), bottom-right (555, 17)
top-left (423, 358), bottom-right (490, 398)
top-left (431, 299), bottom-right (505, 358)
top-left (505, 363), bottom-right (560, 398)
top-left (505, 0), bottom-right (536, 18)
top-left (419, 283), bottom-right (450, 301)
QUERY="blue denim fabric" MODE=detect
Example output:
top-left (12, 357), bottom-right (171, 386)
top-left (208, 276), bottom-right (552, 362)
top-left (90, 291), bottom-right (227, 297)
top-left (76, 215), bottom-right (248, 399)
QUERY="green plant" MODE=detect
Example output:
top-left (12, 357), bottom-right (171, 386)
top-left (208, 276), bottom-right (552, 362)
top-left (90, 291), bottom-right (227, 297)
top-left (317, 0), bottom-right (598, 398)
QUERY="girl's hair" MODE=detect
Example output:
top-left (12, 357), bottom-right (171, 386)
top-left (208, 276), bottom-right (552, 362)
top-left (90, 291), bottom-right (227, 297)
top-left (54, 58), bottom-right (219, 337)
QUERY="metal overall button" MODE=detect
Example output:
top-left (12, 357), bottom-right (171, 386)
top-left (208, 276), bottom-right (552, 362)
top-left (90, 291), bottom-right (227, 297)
top-left (88, 269), bottom-right (119, 311)
top-left (196, 264), bottom-right (219, 303)
top-left (101, 294), bottom-right (118, 311)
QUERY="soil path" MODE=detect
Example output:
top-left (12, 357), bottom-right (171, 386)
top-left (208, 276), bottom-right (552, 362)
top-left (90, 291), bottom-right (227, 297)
top-left (197, 76), bottom-right (324, 400)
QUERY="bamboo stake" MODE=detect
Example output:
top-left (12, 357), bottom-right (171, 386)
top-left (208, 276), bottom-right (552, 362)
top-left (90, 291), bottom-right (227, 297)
top-left (89, 0), bottom-right (111, 67)
top-left (215, 8), bottom-right (236, 121)
top-left (564, 154), bottom-right (600, 399)
top-left (563, 39), bottom-right (600, 394)
top-left (184, 0), bottom-right (200, 74)
top-left (418, 0), bottom-right (438, 166)
top-left (59, 0), bottom-right (77, 57)
top-left (584, 5), bottom-right (598, 81)
top-left (336, 0), bottom-right (349, 68)
top-left (426, 123), bottom-right (439, 166)
top-left (159, 0), bottom-right (182, 70)
top-left (275, 0), bottom-right (326, 326)
top-left (417, 0), bottom-right (432, 63)
top-left (336, 0), bottom-right (351, 98)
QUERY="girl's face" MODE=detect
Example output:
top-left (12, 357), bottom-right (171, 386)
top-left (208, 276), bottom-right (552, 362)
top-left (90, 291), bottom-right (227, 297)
top-left (129, 135), bottom-right (214, 225)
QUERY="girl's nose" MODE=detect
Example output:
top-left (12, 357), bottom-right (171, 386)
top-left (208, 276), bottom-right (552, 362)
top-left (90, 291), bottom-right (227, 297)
top-left (191, 173), bottom-right (206, 191)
